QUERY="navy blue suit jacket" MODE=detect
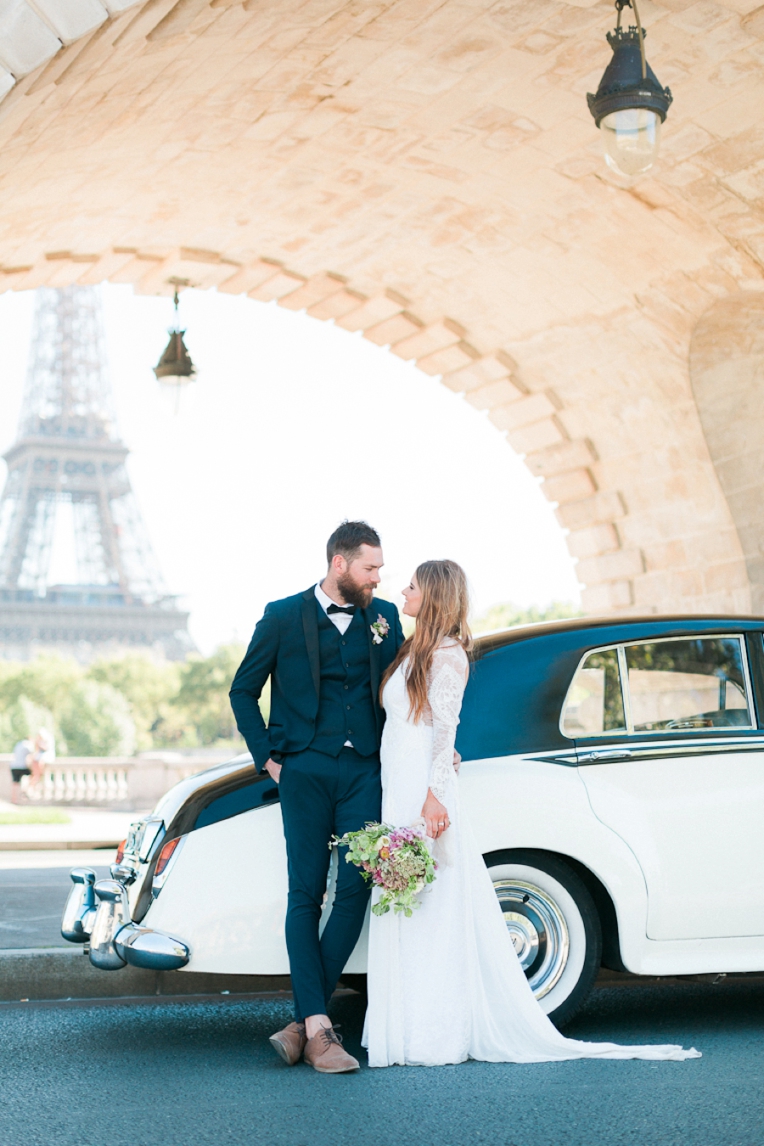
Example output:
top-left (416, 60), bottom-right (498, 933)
top-left (229, 586), bottom-right (405, 771)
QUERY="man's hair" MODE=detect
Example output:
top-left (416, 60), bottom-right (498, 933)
top-left (327, 520), bottom-right (381, 566)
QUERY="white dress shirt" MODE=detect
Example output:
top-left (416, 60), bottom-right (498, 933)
top-left (314, 581), bottom-right (356, 634)
top-left (314, 581), bottom-right (358, 746)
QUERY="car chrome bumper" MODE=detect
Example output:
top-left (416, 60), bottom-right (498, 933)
top-left (61, 870), bottom-right (190, 972)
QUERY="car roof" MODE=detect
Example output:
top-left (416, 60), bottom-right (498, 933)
top-left (473, 614), bottom-right (764, 656)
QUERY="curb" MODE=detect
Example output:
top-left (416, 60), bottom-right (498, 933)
top-left (0, 947), bottom-right (291, 1003)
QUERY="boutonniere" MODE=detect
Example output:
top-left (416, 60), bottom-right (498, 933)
top-left (370, 614), bottom-right (390, 645)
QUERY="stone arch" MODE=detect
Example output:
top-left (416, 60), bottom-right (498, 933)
top-left (691, 292), bottom-right (764, 613)
top-left (3, 244), bottom-right (634, 609)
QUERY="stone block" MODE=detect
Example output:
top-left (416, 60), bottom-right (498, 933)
top-left (643, 540), bottom-right (687, 572)
top-left (335, 290), bottom-right (409, 333)
top-left (489, 392), bottom-right (558, 432)
top-left (390, 318), bottom-right (466, 361)
top-left (503, 417), bottom-right (564, 454)
top-left (365, 311), bottom-right (424, 348)
top-left (250, 269), bottom-right (307, 301)
top-left (76, 248), bottom-right (139, 285)
top-left (580, 580), bottom-right (633, 614)
top-left (556, 491), bottom-right (627, 531)
top-left (278, 271), bottom-right (348, 311)
top-left (43, 252), bottom-right (94, 288)
top-left (307, 287), bottom-right (366, 321)
top-left (670, 568), bottom-right (706, 602)
top-left (704, 559), bottom-right (750, 594)
top-left (464, 377), bottom-right (524, 410)
top-left (0, 265), bottom-right (34, 291)
top-left (110, 254), bottom-right (164, 285)
top-left (217, 259), bottom-right (285, 295)
top-left (541, 468), bottom-right (597, 505)
top-left (525, 438), bottom-right (597, 479)
top-left (417, 341), bottom-right (479, 376)
top-left (441, 354), bottom-right (517, 394)
top-left (566, 523), bottom-right (620, 560)
top-left (576, 548), bottom-right (645, 586)
top-left (138, 248), bottom-right (241, 294)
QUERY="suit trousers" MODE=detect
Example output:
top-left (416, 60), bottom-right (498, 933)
top-left (279, 746), bottom-right (382, 1022)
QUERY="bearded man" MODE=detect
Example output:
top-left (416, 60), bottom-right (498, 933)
top-left (230, 520), bottom-right (404, 1073)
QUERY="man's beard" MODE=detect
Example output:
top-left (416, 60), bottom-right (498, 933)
top-left (337, 571), bottom-right (374, 609)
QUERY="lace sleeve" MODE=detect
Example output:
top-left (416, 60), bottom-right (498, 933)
top-left (427, 644), bottom-right (468, 803)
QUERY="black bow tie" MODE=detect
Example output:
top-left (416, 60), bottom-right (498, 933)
top-left (327, 603), bottom-right (356, 615)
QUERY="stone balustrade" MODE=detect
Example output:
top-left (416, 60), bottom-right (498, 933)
top-left (0, 752), bottom-right (233, 810)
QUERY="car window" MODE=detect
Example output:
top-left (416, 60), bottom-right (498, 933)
top-left (561, 648), bottom-right (626, 737)
top-left (561, 634), bottom-right (755, 739)
top-left (624, 637), bottom-right (753, 732)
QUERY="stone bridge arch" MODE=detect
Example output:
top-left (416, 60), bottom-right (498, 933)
top-left (0, 0), bottom-right (761, 616)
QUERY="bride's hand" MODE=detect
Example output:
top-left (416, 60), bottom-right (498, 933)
top-left (422, 789), bottom-right (450, 839)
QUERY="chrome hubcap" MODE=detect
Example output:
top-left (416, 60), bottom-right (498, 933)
top-left (492, 878), bottom-right (569, 999)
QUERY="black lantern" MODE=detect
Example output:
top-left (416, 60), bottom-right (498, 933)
top-left (153, 288), bottom-right (197, 388)
top-left (587, 0), bottom-right (672, 177)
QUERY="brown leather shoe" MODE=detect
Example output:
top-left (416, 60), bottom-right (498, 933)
top-left (303, 1024), bottom-right (359, 1073)
top-left (268, 1021), bottom-right (306, 1066)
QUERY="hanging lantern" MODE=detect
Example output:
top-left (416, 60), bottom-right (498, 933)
top-left (153, 289), bottom-right (197, 387)
top-left (587, 0), bottom-right (672, 178)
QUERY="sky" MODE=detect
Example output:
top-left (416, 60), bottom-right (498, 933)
top-left (0, 285), bottom-right (580, 654)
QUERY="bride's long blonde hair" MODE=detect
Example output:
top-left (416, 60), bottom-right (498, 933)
top-left (381, 559), bottom-right (473, 723)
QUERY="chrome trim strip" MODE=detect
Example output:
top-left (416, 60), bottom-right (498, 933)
top-left (617, 644), bottom-right (632, 732)
top-left (578, 737), bottom-right (764, 765)
top-left (526, 752), bottom-right (580, 767)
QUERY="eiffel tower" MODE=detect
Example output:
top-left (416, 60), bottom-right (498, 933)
top-left (0, 286), bottom-right (193, 662)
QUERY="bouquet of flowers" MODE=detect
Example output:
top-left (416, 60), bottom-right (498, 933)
top-left (332, 822), bottom-right (437, 917)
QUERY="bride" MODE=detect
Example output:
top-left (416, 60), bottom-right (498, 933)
top-left (362, 559), bottom-right (700, 1068)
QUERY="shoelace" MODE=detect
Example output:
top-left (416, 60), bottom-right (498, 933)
top-left (320, 1024), bottom-right (344, 1047)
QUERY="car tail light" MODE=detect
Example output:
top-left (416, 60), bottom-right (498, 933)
top-left (115, 839), bottom-right (127, 864)
top-left (151, 835), bottom-right (186, 897)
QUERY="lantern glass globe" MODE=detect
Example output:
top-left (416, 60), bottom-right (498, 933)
top-left (601, 107), bottom-right (661, 177)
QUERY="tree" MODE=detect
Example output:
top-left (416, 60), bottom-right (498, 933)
top-left (172, 644), bottom-right (247, 746)
top-left (88, 655), bottom-right (182, 751)
top-left (58, 680), bottom-right (136, 757)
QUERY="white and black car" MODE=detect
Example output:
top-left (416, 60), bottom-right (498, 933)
top-left (62, 615), bottom-right (764, 1024)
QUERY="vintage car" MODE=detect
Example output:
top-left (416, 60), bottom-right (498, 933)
top-left (62, 615), bottom-right (764, 1024)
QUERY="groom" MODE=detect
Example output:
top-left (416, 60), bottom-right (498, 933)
top-left (230, 520), bottom-right (404, 1073)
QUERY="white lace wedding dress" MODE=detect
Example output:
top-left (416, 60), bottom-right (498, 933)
top-left (362, 639), bottom-right (701, 1068)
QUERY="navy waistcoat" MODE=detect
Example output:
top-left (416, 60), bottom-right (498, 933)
top-left (310, 604), bottom-right (377, 758)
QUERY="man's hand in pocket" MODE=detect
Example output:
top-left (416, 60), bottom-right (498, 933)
top-left (265, 758), bottom-right (282, 783)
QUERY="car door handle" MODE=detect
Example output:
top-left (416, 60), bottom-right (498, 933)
top-left (578, 748), bottom-right (633, 763)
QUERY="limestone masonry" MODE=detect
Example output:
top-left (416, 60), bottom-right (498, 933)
top-left (0, 0), bottom-right (763, 615)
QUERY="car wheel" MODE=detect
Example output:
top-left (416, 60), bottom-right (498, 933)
top-left (484, 849), bottom-right (602, 1027)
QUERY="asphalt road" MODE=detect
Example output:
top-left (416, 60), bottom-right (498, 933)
top-left (0, 865), bottom-right (110, 948)
top-left (2, 979), bottom-right (764, 1146)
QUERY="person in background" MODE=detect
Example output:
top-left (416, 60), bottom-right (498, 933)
top-left (10, 737), bottom-right (33, 804)
top-left (28, 727), bottom-right (55, 797)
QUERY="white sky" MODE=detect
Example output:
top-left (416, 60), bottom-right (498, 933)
top-left (0, 285), bottom-right (580, 654)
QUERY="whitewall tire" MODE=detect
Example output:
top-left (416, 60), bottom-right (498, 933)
top-left (484, 849), bottom-right (602, 1027)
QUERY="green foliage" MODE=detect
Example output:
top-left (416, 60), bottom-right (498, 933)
top-left (58, 680), bottom-right (136, 757)
top-left (0, 644), bottom-right (249, 756)
top-left (0, 809), bottom-right (71, 825)
top-left (471, 600), bottom-right (583, 635)
top-left (89, 655), bottom-right (182, 751)
top-left (333, 823), bottom-right (437, 918)
top-left (0, 696), bottom-right (54, 750)
top-left (172, 644), bottom-right (246, 746)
